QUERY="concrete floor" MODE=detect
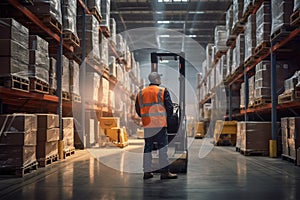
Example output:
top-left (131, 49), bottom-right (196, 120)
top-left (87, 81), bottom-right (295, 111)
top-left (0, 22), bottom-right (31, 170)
top-left (1, 139), bottom-right (300, 200)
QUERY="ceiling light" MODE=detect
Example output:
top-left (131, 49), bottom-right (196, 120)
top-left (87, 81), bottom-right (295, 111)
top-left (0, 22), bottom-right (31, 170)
top-left (160, 35), bottom-right (170, 37)
top-left (157, 20), bottom-right (170, 24)
top-left (188, 35), bottom-right (197, 38)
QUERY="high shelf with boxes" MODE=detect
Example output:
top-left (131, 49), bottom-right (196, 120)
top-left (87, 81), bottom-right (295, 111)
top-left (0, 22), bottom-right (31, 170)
top-left (0, 0), bottom-right (141, 176)
top-left (197, 0), bottom-right (300, 155)
top-left (199, 0), bottom-right (300, 160)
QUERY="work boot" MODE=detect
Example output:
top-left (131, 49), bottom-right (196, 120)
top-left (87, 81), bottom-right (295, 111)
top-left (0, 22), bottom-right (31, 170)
top-left (160, 172), bottom-right (178, 179)
top-left (143, 172), bottom-right (154, 179)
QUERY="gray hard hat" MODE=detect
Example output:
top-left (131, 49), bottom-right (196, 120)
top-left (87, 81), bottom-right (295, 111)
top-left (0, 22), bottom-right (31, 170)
top-left (148, 72), bottom-right (162, 84)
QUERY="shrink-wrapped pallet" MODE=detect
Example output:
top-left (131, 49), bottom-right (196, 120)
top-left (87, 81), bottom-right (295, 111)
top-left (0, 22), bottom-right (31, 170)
top-left (62, 117), bottom-right (74, 151)
top-left (101, 0), bottom-right (111, 28)
top-left (254, 61), bottom-right (295, 99)
top-left (206, 43), bottom-right (214, 69)
top-left (29, 0), bottom-right (62, 24)
top-left (248, 76), bottom-right (255, 107)
top-left (271, 0), bottom-right (294, 36)
top-left (28, 35), bottom-right (49, 84)
top-left (77, 15), bottom-right (100, 65)
top-left (85, 72), bottom-right (100, 103)
top-left (0, 114), bottom-right (37, 167)
top-left (110, 18), bottom-right (117, 45)
top-left (62, 0), bottom-right (77, 37)
top-left (69, 60), bottom-right (80, 96)
top-left (256, 1), bottom-right (271, 46)
top-left (240, 82), bottom-right (245, 108)
top-left (226, 4), bottom-right (234, 39)
top-left (49, 57), bottom-right (57, 91)
top-left (214, 26), bottom-right (227, 53)
top-left (244, 14), bottom-right (256, 61)
top-left (0, 18), bottom-right (29, 78)
top-left (100, 35), bottom-right (109, 68)
top-left (233, 0), bottom-right (244, 27)
top-left (226, 48), bottom-right (233, 78)
top-left (232, 34), bottom-right (245, 73)
top-left (62, 55), bottom-right (70, 93)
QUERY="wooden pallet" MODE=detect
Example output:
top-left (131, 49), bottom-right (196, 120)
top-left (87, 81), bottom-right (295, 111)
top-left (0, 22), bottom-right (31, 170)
top-left (231, 21), bottom-right (244, 35)
top-left (0, 75), bottom-right (29, 92)
top-left (40, 15), bottom-right (62, 35)
top-left (271, 26), bottom-right (294, 43)
top-left (62, 91), bottom-right (71, 101)
top-left (254, 41), bottom-right (270, 57)
top-left (241, 4), bottom-right (254, 23)
top-left (71, 93), bottom-right (81, 103)
top-left (0, 161), bottom-right (38, 177)
top-left (64, 147), bottom-right (75, 159)
top-left (290, 8), bottom-right (300, 26)
top-left (38, 154), bottom-right (59, 167)
top-left (240, 149), bottom-right (269, 156)
top-left (281, 154), bottom-right (297, 165)
top-left (89, 7), bottom-right (102, 23)
top-left (244, 55), bottom-right (257, 67)
top-left (63, 31), bottom-right (80, 47)
top-left (278, 90), bottom-right (300, 104)
top-left (29, 78), bottom-right (49, 94)
top-left (254, 97), bottom-right (271, 107)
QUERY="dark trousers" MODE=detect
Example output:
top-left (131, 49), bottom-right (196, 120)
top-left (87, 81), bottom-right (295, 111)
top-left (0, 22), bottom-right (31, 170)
top-left (143, 127), bottom-right (169, 173)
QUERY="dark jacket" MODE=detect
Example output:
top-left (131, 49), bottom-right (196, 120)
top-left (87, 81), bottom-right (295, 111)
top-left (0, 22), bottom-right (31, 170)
top-left (135, 83), bottom-right (174, 120)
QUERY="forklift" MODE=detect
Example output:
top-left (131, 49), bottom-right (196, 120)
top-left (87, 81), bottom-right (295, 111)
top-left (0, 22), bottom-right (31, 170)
top-left (150, 52), bottom-right (188, 173)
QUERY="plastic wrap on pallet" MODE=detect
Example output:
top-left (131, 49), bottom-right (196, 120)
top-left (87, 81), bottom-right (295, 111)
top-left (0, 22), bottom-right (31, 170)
top-left (214, 26), bottom-right (227, 52)
top-left (284, 71), bottom-right (300, 91)
top-left (31, 0), bottom-right (62, 24)
top-left (0, 18), bottom-right (29, 47)
top-left (226, 48), bottom-right (232, 78)
top-left (62, 117), bottom-right (74, 150)
top-left (62, 55), bottom-right (69, 93)
top-left (233, 0), bottom-right (244, 25)
top-left (86, 0), bottom-right (101, 13)
top-left (205, 43), bottom-right (214, 69)
top-left (202, 59), bottom-right (207, 78)
top-left (109, 90), bottom-right (115, 109)
top-left (243, 0), bottom-right (253, 15)
top-left (0, 145), bottom-right (36, 168)
top-left (100, 35), bottom-right (109, 68)
top-left (62, 0), bottom-right (77, 37)
top-left (85, 72), bottom-right (100, 103)
top-left (271, 0), bottom-right (294, 36)
top-left (0, 114), bottom-right (37, 133)
top-left (29, 49), bottom-right (49, 71)
top-left (101, 77), bottom-right (109, 106)
top-left (220, 54), bottom-right (227, 81)
top-left (109, 56), bottom-right (117, 77)
top-left (226, 4), bottom-right (234, 39)
top-left (116, 64), bottom-right (124, 84)
top-left (244, 14), bottom-right (256, 61)
top-left (28, 65), bottom-right (49, 83)
top-left (211, 45), bottom-right (216, 66)
top-left (256, 1), bottom-right (271, 46)
top-left (294, 0), bottom-right (300, 11)
top-left (29, 35), bottom-right (48, 53)
top-left (77, 15), bottom-right (100, 65)
top-left (36, 140), bottom-right (58, 159)
top-left (248, 76), bottom-right (255, 107)
top-left (232, 34), bottom-right (244, 73)
top-left (240, 82), bottom-right (245, 108)
top-left (49, 57), bottom-right (57, 90)
top-left (215, 62), bottom-right (222, 86)
top-left (69, 60), bottom-right (80, 96)
top-left (240, 121), bottom-right (279, 152)
top-left (110, 18), bottom-right (117, 45)
top-left (100, 0), bottom-right (110, 28)
top-left (116, 34), bottom-right (126, 56)
top-left (254, 61), bottom-right (294, 99)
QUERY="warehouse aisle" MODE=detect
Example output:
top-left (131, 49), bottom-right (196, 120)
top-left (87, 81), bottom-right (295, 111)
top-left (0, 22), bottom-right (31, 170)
top-left (1, 139), bottom-right (300, 200)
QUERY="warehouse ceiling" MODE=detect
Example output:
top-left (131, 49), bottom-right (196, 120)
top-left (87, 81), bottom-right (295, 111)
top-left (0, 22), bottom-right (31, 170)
top-left (110, 0), bottom-right (232, 49)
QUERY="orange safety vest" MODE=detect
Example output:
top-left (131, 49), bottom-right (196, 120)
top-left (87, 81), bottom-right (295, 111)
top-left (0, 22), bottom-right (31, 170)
top-left (138, 85), bottom-right (167, 128)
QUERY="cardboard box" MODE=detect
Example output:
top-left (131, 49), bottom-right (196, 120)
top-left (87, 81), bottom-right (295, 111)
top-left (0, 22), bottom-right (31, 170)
top-left (0, 131), bottom-right (36, 146)
top-left (37, 127), bottom-right (59, 142)
top-left (0, 145), bottom-right (36, 167)
top-left (0, 114), bottom-right (37, 133)
top-left (62, 117), bottom-right (74, 129)
top-left (36, 141), bottom-right (58, 159)
top-left (100, 117), bottom-right (120, 129)
top-left (37, 114), bottom-right (59, 129)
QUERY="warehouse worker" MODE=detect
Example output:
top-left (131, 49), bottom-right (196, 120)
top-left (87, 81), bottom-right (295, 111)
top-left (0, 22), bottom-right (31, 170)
top-left (135, 72), bottom-right (178, 180)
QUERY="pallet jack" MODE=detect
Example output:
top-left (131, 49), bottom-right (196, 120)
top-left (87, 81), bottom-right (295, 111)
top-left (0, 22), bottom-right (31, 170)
top-left (150, 52), bottom-right (188, 173)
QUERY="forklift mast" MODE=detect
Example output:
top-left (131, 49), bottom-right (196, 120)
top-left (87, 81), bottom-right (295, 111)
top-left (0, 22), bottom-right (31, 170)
top-left (150, 52), bottom-right (187, 157)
